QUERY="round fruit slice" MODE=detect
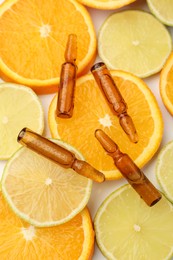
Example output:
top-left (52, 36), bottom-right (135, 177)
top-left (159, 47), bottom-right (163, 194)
top-left (0, 83), bottom-right (44, 160)
top-left (77, 0), bottom-right (136, 10)
top-left (94, 184), bottom-right (173, 260)
top-left (147, 0), bottom-right (173, 26)
top-left (98, 10), bottom-right (172, 78)
top-left (48, 71), bottom-right (163, 180)
top-left (156, 141), bottom-right (173, 202)
top-left (0, 192), bottom-right (94, 260)
top-left (1, 140), bottom-right (92, 227)
top-left (0, 0), bottom-right (96, 94)
top-left (160, 52), bottom-right (173, 115)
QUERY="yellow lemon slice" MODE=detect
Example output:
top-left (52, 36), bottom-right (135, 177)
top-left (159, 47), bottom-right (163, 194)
top-left (98, 10), bottom-right (172, 78)
top-left (94, 184), bottom-right (173, 259)
top-left (0, 83), bottom-right (44, 160)
top-left (1, 139), bottom-right (92, 227)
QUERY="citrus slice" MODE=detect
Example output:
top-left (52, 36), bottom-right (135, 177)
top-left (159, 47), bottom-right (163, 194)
top-left (1, 139), bottom-right (92, 227)
top-left (160, 52), bottom-right (173, 115)
top-left (98, 10), bottom-right (172, 78)
top-left (48, 71), bottom-right (163, 180)
top-left (147, 0), bottom-right (173, 26)
top-left (156, 141), bottom-right (173, 202)
top-left (0, 193), bottom-right (94, 260)
top-left (77, 0), bottom-right (136, 10)
top-left (94, 184), bottom-right (173, 260)
top-left (0, 0), bottom-right (96, 94)
top-left (0, 83), bottom-right (44, 160)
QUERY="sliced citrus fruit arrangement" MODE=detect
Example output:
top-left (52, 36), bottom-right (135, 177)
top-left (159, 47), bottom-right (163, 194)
top-left (94, 184), bottom-right (173, 260)
top-left (160, 52), bottom-right (173, 115)
top-left (0, 192), bottom-right (94, 260)
top-left (77, 0), bottom-right (136, 10)
top-left (48, 71), bottom-right (163, 180)
top-left (147, 0), bottom-right (173, 26)
top-left (0, 83), bottom-right (44, 160)
top-left (0, 0), bottom-right (96, 94)
top-left (156, 141), bottom-right (173, 202)
top-left (1, 139), bottom-right (92, 227)
top-left (98, 10), bottom-right (172, 78)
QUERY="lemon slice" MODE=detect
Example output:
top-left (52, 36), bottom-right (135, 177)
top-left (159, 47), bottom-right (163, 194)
top-left (156, 141), bottom-right (173, 202)
top-left (0, 83), bottom-right (44, 159)
top-left (98, 10), bottom-right (172, 78)
top-left (94, 184), bottom-right (173, 260)
top-left (1, 140), bottom-right (92, 227)
top-left (147, 0), bottom-right (173, 26)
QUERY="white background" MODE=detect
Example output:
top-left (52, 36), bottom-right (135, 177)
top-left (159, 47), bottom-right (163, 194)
top-left (0, 0), bottom-right (173, 259)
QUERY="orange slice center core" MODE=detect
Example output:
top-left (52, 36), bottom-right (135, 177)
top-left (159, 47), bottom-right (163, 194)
top-left (98, 114), bottom-right (112, 128)
top-left (39, 24), bottom-right (51, 38)
top-left (21, 226), bottom-right (36, 241)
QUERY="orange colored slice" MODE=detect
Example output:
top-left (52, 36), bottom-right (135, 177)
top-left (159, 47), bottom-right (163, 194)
top-left (48, 71), bottom-right (163, 180)
top-left (77, 0), bottom-right (136, 10)
top-left (160, 52), bottom-right (173, 115)
top-left (0, 0), bottom-right (96, 94)
top-left (0, 192), bottom-right (94, 259)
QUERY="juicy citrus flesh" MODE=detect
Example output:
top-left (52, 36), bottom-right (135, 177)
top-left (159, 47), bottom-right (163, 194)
top-left (77, 0), bottom-right (136, 10)
top-left (160, 52), bottom-right (173, 115)
top-left (98, 10), bottom-right (172, 78)
top-left (94, 184), bottom-right (173, 260)
top-left (48, 71), bottom-right (163, 180)
top-left (0, 83), bottom-right (44, 160)
top-left (0, 0), bottom-right (96, 94)
top-left (0, 192), bottom-right (94, 260)
top-left (147, 0), bottom-right (173, 26)
top-left (156, 141), bottom-right (173, 202)
top-left (1, 140), bottom-right (92, 227)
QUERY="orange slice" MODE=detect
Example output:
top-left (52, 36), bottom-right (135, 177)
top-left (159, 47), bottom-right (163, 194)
top-left (77, 0), bottom-right (136, 10)
top-left (0, 0), bottom-right (96, 94)
top-left (0, 192), bottom-right (94, 259)
top-left (160, 52), bottom-right (173, 115)
top-left (48, 71), bottom-right (163, 180)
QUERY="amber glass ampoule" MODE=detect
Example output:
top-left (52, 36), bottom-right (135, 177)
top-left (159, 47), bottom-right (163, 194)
top-left (91, 62), bottom-right (138, 143)
top-left (56, 34), bottom-right (77, 118)
top-left (17, 128), bottom-right (105, 183)
top-left (95, 129), bottom-right (161, 206)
